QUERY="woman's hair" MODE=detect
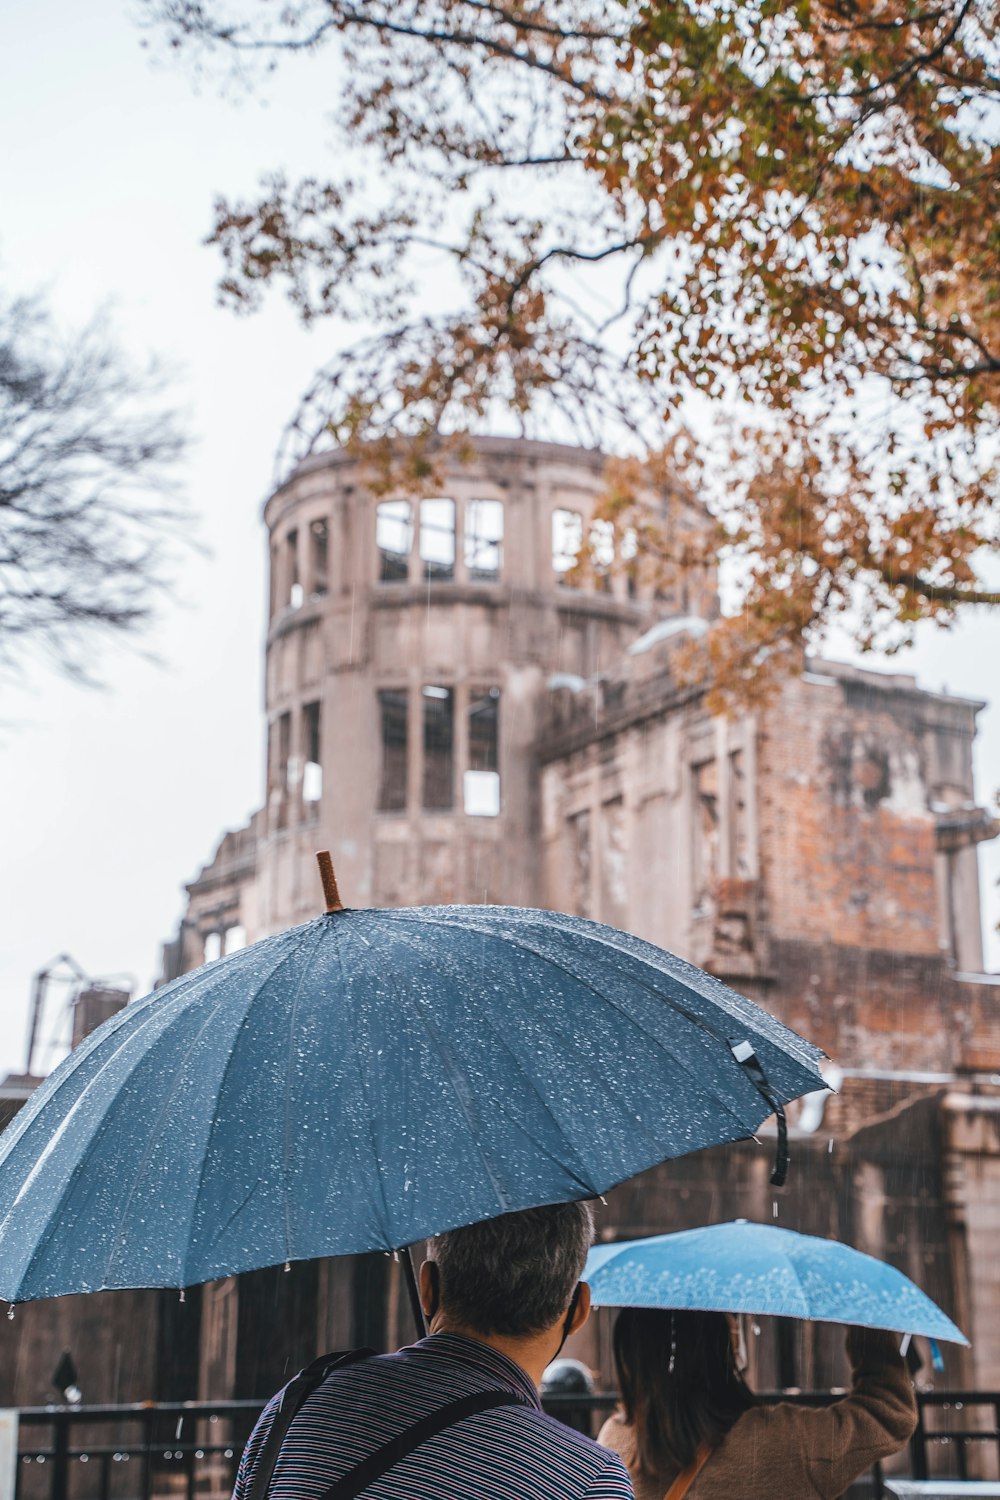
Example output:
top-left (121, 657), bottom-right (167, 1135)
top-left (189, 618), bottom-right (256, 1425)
top-left (612, 1308), bottom-right (755, 1476)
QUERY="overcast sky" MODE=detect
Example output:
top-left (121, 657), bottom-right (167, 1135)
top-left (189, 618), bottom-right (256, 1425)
top-left (1, 0), bottom-right (998, 1082)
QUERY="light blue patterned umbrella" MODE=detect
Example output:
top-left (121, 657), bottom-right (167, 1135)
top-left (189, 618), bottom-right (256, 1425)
top-left (584, 1221), bottom-right (968, 1343)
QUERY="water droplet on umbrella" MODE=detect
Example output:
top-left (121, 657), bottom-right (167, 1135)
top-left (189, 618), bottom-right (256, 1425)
top-left (6, 1306), bottom-right (13, 1321)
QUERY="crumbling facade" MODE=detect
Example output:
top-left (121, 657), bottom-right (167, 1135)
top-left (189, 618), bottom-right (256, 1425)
top-left (154, 435), bottom-right (1000, 1399)
top-left (4, 436), bottom-right (996, 1416)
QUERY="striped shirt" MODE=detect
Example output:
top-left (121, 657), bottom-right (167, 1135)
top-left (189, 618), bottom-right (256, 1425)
top-left (234, 1333), bottom-right (633, 1500)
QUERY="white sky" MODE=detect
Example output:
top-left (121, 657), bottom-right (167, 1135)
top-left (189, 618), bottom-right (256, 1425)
top-left (1, 0), bottom-right (998, 1080)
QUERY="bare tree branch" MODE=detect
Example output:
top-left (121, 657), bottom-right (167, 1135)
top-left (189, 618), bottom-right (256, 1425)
top-left (0, 293), bottom-right (190, 682)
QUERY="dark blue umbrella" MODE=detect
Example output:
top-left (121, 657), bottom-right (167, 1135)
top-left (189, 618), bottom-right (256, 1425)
top-left (0, 891), bottom-right (824, 1303)
top-left (584, 1221), bottom-right (968, 1343)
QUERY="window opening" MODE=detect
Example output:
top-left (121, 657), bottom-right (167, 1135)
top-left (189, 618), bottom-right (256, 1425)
top-left (568, 810), bottom-right (591, 917)
top-left (303, 701), bottom-right (322, 803)
top-left (465, 499), bottom-right (504, 581)
top-left (422, 685), bottom-right (454, 810)
top-left (278, 712), bottom-right (292, 786)
top-left (420, 498), bottom-right (455, 583)
top-left (693, 758), bottom-right (720, 911)
top-left (728, 747), bottom-right (750, 878)
top-left (552, 509), bottom-right (582, 582)
top-left (203, 932), bottom-right (222, 964)
top-left (465, 686), bottom-right (500, 816)
top-left (309, 519), bottom-right (329, 597)
top-left (223, 924), bottom-right (246, 954)
top-left (275, 711), bottom-right (292, 828)
top-left (376, 502), bottom-right (412, 583)
top-left (599, 798), bottom-right (627, 927)
top-left (591, 518), bottom-right (614, 593)
top-left (622, 526), bottom-right (639, 599)
top-left (287, 530), bottom-right (303, 608)
top-left (377, 690), bottom-right (408, 811)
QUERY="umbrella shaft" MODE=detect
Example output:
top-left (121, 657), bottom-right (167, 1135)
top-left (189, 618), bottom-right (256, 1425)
top-left (404, 1247), bottom-right (428, 1339)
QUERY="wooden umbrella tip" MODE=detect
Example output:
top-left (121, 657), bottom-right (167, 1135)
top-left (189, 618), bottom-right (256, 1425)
top-left (316, 850), bottom-right (345, 914)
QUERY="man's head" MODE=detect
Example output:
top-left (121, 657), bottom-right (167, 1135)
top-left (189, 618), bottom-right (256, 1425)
top-left (421, 1201), bottom-right (594, 1340)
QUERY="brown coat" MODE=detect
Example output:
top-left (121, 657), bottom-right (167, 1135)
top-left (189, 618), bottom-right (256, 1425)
top-left (597, 1327), bottom-right (918, 1500)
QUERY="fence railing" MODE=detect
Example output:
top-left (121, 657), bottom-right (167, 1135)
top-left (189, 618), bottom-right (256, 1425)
top-left (12, 1389), bottom-right (1000, 1500)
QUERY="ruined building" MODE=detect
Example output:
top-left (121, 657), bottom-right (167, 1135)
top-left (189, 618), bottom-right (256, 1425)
top-left (156, 435), bottom-right (1000, 1395)
top-left (4, 437), bottom-right (999, 1414)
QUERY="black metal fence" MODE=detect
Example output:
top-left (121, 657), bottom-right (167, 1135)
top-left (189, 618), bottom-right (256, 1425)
top-left (12, 1390), bottom-right (1000, 1500)
top-left (14, 1401), bottom-right (261, 1500)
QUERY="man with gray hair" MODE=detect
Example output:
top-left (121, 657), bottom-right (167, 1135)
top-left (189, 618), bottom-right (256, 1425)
top-left (234, 1202), bottom-right (632, 1500)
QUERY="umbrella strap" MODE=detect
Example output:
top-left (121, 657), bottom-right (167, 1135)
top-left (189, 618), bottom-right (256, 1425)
top-left (246, 1347), bottom-right (376, 1500)
top-left (732, 1042), bottom-right (789, 1188)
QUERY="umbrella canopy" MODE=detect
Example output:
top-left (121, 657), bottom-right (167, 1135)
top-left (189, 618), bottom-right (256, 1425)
top-left (0, 904), bottom-right (823, 1302)
top-left (584, 1220), bottom-right (968, 1344)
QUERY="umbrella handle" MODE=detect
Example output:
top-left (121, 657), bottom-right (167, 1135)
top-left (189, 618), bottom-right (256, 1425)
top-left (316, 851), bottom-right (345, 913)
top-left (403, 1246), bottom-right (428, 1339)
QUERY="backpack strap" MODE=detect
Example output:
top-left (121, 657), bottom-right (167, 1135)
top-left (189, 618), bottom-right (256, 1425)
top-left (319, 1390), bottom-right (529, 1500)
top-left (246, 1348), bottom-right (375, 1500)
top-left (663, 1440), bottom-right (714, 1500)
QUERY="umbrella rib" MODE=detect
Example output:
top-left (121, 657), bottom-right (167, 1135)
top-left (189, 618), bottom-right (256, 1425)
top-left (510, 938), bottom-right (757, 1141)
top-left (396, 917), bottom-right (758, 1139)
top-left (369, 937), bottom-right (514, 1223)
top-left (384, 926), bottom-right (600, 1197)
top-left (280, 922), bottom-right (330, 1266)
top-left (380, 920), bottom-right (761, 1221)
top-left (189, 935), bottom-right (309, 1279)
top-left (518, 913), bottom-right (821, 1064)
top-left (0, 959), bottom-right (240, 1168)
top-left (397, 911), bottom-right (749, 1045)
top-left (398, 909), bottom-right (821, 1073)
top-left (334, 920), bottom-right (398, 1249)
top-left (107, 939), bottom-right (304, 1287)
top-left (7, 960), bottom-right (247, 1295)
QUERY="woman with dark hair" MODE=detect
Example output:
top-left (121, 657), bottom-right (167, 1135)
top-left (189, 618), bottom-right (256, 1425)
top-left (598, 1308), bottom-right (917, 1499)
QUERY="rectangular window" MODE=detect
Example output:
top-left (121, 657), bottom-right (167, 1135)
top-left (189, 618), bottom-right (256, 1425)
top-left (465, 686), bottom-right (500, 816)
top-left (278, 712), bottom-right (291, 786)
top-left (309, 519), bottom-right (329, 597)
top-left (303, 701), bottom-right (322, 803)
top-left (376, 501), bottom-right (412, 583)
top-left (287, 531), bottom-right (303, 608)
top-left (464, 499), bottom-right (504, 582)
top-left (568, 809), bottom-right (591, 918)
top-left (590, 518), bottom-right (614, 594)
top-left (377, 690), bottom-right (408, 811)
top-left (275, 711), bottom-right (292, 829)
top-left (622, 525), bottom-right (639, 599)
top-left (599, 797), bottom-right (627, 927)
top-left (552, 508), bottom-right (582, 581)
top-left (420, 498), bottom-right (455, 583)
top-left (223, 924), bottom-right (247, 954)
top-left (728, 747), bottom-right (749, 878)
top-left (693, 758), bottom-right (720, 908)
top-left (422, 685), bottom-right (454, 810)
